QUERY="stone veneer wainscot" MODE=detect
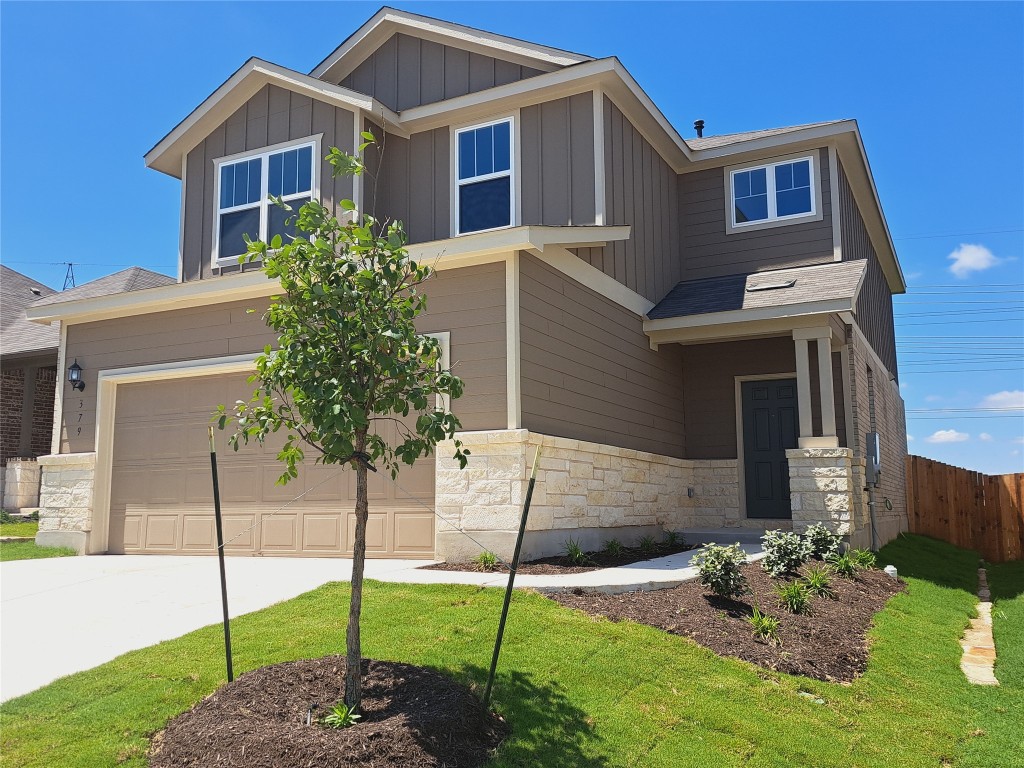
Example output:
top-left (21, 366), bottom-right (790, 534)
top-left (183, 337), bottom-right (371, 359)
top-left (36, 452), bottom-right (96, 553)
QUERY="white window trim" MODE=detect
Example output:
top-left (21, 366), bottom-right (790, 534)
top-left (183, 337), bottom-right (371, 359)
top-left (725, 152), bottom-right (823, 234)
top-left (452, 116), bottom-right (516, 237)
top-left (212, 134), bottom-right (322, 266)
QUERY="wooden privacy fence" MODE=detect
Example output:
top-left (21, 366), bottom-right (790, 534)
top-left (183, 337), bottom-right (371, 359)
top-left (906, 455), bottom-right (1024, 563)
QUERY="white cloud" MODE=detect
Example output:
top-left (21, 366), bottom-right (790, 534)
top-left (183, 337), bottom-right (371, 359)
top-left (1013, 437), bottom-right (1024, 445)
top-left (979, 433), bottom-right (993, 442)
top-left (907, 434), bottom-right (915, 442)
top-left (924, 394), bottom-right (943, 403)
top-left (948, 243), bottom-right (1001, 278)
top-left (980, 390), bottom-right (1024, 409)
top-left (925, 429), bottom-right (970, 444)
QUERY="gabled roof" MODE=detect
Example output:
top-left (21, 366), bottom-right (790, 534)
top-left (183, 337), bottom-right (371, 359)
top-left (31, 267), bottom-right (175, 308)
top-left (1, 266), bottom-right (58, 357)
top-left (310, 7), bottom-right (592, 84)
top-left (648, 261), bottom-right (867, 321)
top-left (686, 121), bottom-right (848, 151)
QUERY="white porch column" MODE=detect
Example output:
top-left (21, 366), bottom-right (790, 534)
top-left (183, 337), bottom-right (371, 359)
top-left (793, 327), bottom-right (839, 448)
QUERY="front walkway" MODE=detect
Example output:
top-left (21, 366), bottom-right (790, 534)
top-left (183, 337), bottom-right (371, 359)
top-left (1, 532), bottom-right (763, 701)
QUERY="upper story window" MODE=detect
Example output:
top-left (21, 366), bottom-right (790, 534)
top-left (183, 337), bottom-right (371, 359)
top-left (456, 118), bottom-right (513, 235)
top-left (215, 139), bottom-right (316, 262)
top-left (729, 155), bottom-right (816, 229)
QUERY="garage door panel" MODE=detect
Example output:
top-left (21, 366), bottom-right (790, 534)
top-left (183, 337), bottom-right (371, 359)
top-left (110, 372), bottom-right (434, 558)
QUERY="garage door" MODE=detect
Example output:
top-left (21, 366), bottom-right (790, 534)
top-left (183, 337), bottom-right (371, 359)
top-left (108, 373), bottom-right (435, 557)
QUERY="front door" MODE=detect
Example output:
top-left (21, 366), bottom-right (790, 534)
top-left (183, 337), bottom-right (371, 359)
top-left (741, 378), bottom-right (799, 519)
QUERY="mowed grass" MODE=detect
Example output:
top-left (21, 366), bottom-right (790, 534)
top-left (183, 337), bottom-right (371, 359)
top-left (1, 534), bottom-right (1021, 767)
top-left (0, 521), bottom-right (38, 538)
top-left (0, 540), bottom-right (76, 562)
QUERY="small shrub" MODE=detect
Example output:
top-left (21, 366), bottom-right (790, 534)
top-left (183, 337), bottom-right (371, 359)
top-left (761, 530), bottom-right (810, 577)
top-left (664, 530), bottom-right (683, 547)
top-left (748, 606), bottom-right (781, 646)
top-left (802, 523), bottom-right (842, 560)
top-left (27, 510), bottom-right (39, 522)
top-left (775, 582), bottom-right (812, 614)
top-left (639, 535), bottom-right (657, 554)
top-left (850, 548), bottom-right (877, 569)
top-left (563, 538), bottom-right (591, 566)
top-left (828, 552), bottom-right (858, 578)
top-left (0, 509), bottom-right (16, 524)
top-left (602, 538), bottom-right (624, 557)
top-left (321, 702), bottom-right (361, 729)
top-left (801, 565), bottom-right (836, 599)
top-left (472, 550), bottom-right (499, 572)
top-left (693, 542), bottom-right (748, 599)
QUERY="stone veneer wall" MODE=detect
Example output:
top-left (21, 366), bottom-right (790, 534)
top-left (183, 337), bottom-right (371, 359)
top-left (36, 452), bottom-right (96, 553)
top-left (1, 459), bottom-right (42, 512)
top-left (435, 430), bottom-right (697, 562)
top-left (786, 447), bottom-right (856, 537)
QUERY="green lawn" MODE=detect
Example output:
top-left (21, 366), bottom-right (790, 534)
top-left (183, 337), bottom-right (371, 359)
top-left (0, 540), bottom-right (76, 562)
top-left (1, 534), bottom-right (1021, 767)
top-left (0, 520), bottom-right (38, 538)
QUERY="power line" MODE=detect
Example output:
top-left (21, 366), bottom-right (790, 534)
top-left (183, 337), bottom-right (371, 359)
top-left (893, 227), bottom-right (1024, 240)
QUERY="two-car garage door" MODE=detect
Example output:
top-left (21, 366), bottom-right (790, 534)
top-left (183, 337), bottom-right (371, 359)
top-left (107, 373), bottom-right (435, 558)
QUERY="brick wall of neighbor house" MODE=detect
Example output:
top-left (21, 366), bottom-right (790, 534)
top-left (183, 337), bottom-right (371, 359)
top-left (31, 367), bottom-right (57, 457)
top-left (0, 367), bottom-right (24, 464)
top-left (518, 252), bottom-right (686, 458)
top-left (678, 148), bottom-right (834, 281)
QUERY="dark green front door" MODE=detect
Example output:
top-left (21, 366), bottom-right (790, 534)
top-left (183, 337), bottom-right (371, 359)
top-left (741, 378), bottom-right (799, 519)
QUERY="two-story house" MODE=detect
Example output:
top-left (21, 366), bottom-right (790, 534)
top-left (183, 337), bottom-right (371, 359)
top-left (29, 8), bottom-right (908, 561)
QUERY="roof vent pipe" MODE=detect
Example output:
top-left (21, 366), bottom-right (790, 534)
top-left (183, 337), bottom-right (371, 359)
top-left (694, 119), bottom-right (704, 138)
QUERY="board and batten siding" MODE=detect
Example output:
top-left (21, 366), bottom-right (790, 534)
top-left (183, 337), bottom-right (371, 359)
top-left (59, 265), bottom-right (507, 454)
top-left (519, 94), bottom-right (597, 227)
top-left (518, 252), bottom-right (685, 458)
top-left (678, 148), bottom-right (834, 282)
top-left (363, 119), bottom-right (450, 245)
top-left (837, 158), bottom-right (899, 379)
top-left (339, 33), bottom-right (545, 111)
top-left (182, 85), bottom-right (356, 282)
top-left (680, 338), bottom-right (846, 459)
top-left (578, 97), bottom-right (682, 304)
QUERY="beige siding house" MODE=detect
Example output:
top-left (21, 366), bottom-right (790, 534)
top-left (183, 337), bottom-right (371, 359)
top-left (28, 8), bottom-right (908, 560)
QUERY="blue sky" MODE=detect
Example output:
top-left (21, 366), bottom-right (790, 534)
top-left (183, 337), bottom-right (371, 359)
top-left (2, 2), bottom-right (1021, 473)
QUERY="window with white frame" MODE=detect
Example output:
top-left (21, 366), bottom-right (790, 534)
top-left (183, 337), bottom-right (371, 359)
top-left (215, 140), bottom-right (315, 261)
top-left (456, 119), bottom-right (513, 235)
top-left (730, 155), bottom-right (815, 228)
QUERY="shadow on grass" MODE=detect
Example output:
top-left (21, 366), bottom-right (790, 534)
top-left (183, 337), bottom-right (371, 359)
top-left (987, 558), bottom-right (1024, 602)
top-left (449, 663), bottom-right (608, 767)
top-left (877, 533), bottom-right (980, 591)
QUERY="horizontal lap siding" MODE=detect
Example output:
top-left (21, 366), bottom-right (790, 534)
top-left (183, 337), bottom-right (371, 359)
top-left (602, 97), bottom-right (681, 303)
top-left (679, 148), bottom-right (833, 281)
top-left (519, 253), bottom-right (685, 457)
top-left (60, 264), bottom-right (507, 454)
top-left (520, 94), bottom-right (597, 227)
top-left (183, 85), bottom-right (355, 282)
top-left (340, 33), bottom-right (545, 111)
top-left (838, 158), bottom-right (898, 378)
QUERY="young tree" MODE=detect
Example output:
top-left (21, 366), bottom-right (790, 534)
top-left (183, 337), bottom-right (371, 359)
top-left (217, 138), bottom-right (469, 710)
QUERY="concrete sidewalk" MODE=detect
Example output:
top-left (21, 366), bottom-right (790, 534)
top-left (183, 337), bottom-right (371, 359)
top-left (1, 531), bottom-right (762, 701)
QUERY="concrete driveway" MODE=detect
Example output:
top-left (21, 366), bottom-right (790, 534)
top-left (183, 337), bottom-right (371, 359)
top-left (0, 555), bottom-right (423, 702)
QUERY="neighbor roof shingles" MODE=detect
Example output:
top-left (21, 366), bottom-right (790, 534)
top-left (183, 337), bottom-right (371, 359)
top-left (30, 267), bottom-right (175, 308)
top-left (648, 260), bottom-right (868, 320)
top-left (685, 120), bottom-right (847, 151)
top-left (1, 265), bottom-right (59, 357)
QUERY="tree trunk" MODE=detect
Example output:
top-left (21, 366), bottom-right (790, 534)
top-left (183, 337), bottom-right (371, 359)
top-left (344, 429), bottom-right (369, 710)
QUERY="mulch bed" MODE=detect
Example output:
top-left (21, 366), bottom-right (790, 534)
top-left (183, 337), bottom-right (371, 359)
top-left (422, 541), bottom-right (695, 575)
top-left (550, 562), bottom-right (905, 682)
top-left (149, 657), bottom-right (508, 768)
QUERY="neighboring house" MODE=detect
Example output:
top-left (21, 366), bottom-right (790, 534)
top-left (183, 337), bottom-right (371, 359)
top-left (1, 266), bottom-right (59, 512)
top-left (27, 8), bottom-right (908, 559)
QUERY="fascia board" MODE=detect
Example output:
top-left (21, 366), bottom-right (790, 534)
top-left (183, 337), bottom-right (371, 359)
top-left (643, 298), bottom-right (854, 333)
top-left (144, 60), bottom-right (399, 178)
top-left (405, 225), bottom-right (631, 264)
top-left (310, 8), bottom-right (589, 83)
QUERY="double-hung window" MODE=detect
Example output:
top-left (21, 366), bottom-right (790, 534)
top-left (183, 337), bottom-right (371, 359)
top-left (215, 140), bottom-right (315, 261)
top-left (729, 155), bottom-right (816, 229)
top-left (456, 119), bottom-right (513, 235)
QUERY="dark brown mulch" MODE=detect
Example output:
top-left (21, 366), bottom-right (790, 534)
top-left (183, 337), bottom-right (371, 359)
top-left (422, 541), bottom-right (696, 575)
top-left (550, 562), bottom-right (905, 682)
top-left (149, 657), bottom-right (508, 768)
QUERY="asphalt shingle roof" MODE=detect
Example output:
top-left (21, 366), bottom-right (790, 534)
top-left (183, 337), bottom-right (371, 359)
top-left (686, 121), bottom-right (847, 150)
top-left (30, 267), bottom-right (175, 308)
top-left (1, 265), bottom-right (59, 357)
top-left (648, 260), bottom-right (868, 320)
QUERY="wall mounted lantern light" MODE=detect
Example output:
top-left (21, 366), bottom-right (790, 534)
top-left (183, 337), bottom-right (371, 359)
top-left (68, 360), bottom-right (85, 392)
